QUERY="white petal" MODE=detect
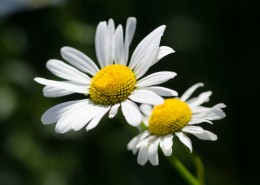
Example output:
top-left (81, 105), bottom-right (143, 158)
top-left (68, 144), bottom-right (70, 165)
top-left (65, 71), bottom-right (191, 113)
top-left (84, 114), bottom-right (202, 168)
top-left (191, 106), bottom-right (210, 113)
top-left (109, 103), bottom-right (120, 118)
top-left (129, 89), bottom-right (164, 105)
top-left (43, 85), bottom-right (74, 97)
top-left (127, 132), bottom-right (143, 151)
top-left (86, 106), bottom-right (110, 131)
top-left (213, 103), bottom-right (226, 109)
top-left (136, 135), bottom-right (156, 148)
top-left (129, 25), bottom-right (166, 69)
top-left (34, 78), bottom-right (88, 94)
top-left (187, 91), bottom-right (212, 108)
top-left (127, 136), bottom-right (140, 153)
top-left (192, 108), bottom-right (226, 121)
top-left (54, 100), bottom-right (92, 133)
top-left (41, 100), bottom-right (85, 125)
top-left (46, 59), bottom-right (91, 84)
top-left (95, 21), bottom-right (112, 68)
top-left (160, 134), bottom-right (173, 156)
top-left (121, 100), bottom-right (142, 126)
top-left (134, 37), bottom-right (161, 79)
top-left (176, 132), bottom-right (192, 152)
top-left (207, 108), bottom-right (226, 120)
top-left (136, 71), bottom-right (177, 87)
top-left (60, 46), bottom-right (99, 76)
top-left (140, 104), bottom-right (153, 116)
top-left (180, 83), bottom-right (204, 101)
top-left (192, 103), bottom-right (226, 121)
top-left (71, 104), bottom-right (106, 132)
top-left (190, 130), bottom-right (217, 141)
top-left (123, 17), bottom-right (136, 63)
top-left (43, 81), bottom-right (89, 97)
top-left (182, 126), bottom-right (204, 134)
top-left (127, 131), bottom-right (149, 154)
top-left (154, 46), bottom-right (175, 65)
top-left (137, 144), bottom-right (149, 166)
top-left (108, 19), bottom-right (115, 64)
top-left (188, 118), bottom-right (213, 125)
top-left (148, 138), bottom-right (160, 165)
top-left (139, 86), bottom-right (178, 97)
top-left (113, 25), bottom-right (124, 64)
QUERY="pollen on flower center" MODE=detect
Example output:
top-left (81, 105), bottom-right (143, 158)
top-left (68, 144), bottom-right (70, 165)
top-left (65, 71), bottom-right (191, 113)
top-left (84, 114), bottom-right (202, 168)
top-left (148, 98), bottom-right (192, 136)
top-left (89, 64), bottom-right (136, 105)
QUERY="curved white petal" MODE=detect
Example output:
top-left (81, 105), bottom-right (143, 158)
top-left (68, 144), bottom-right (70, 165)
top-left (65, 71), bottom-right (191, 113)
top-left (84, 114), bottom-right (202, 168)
top-left (182, 126), bottom-right (204, 134)
top-left (55, 102), bottom-right (104, 133)
top-left (95, 21), bottom-right (112, 68)
top-left (129, 89), bottom-right (164, 105)
top-left (109, 103), bottom-right (120, 118)
top-left (136, 71), bottom-right (177, 87)
top-left (180, 83), bottom-right (204, 101)
top-left (190, 130), bottom-right (217, 141)
top-left (148, 138), bottom-right (160, 165)
top-left (213, 103), bottom-right (226, 109)
top-left (191, 106), bottom-right (210, 114)
top-left (139, 86), bottom-right (178, 97)
top-left (134, 37), bottom-right (161, 79)
top-left (54, 100), bottom-right (93, 133)
top-left (43, 86), bottom-right (74, 97)
top-left (154, 46), bottom-right (175, 65)
top-left (72, 105), bottom-right (106, 132)
top-left (60, 46), bottom-right (99, 76)
top-left (176, 132), bottom-right (192, 152)
top-left (192, 107), bottom-right (226, 121)
top-left (187, 91), bottom-right (212, 108)
top-left (127, 131), bottom-right (149, 154)
top-left (123, 17), bottom-right (136, 63)
top-left (121, 100), bottom-right (142, 126)
top-left (137, 144), bottom-right (149, 166)
top-left (140, 104), bottom-right (153, 116)
top-left (129, 25), bottom-right (166, 69)
top-left (35, 78), bottom-right (88, 94)
top-left (34, 78), bottom-right (88, 94)
top-left (127, 134), bottom-right (141, 153)
top-left (160, 134), bottom-right (173, 156)
top-left (188, 118), bottom-right (213, 125)
top-left (41, 100), bottom-right (85, 125)
top-left (46, 59), bottom-right (91, 84)
top-left (43, 81), bottom-right (89, 97)
top-left (114, 25), bottom-right (124, 64)
top-left (86, 106), bottom-right (110, 131)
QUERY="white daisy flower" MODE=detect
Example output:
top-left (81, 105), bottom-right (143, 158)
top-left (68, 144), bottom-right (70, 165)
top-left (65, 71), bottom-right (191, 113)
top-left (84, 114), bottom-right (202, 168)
top-left (127, 83), bottom-right (226, 166)
top-left (34, 17), bottom-right (177, 133)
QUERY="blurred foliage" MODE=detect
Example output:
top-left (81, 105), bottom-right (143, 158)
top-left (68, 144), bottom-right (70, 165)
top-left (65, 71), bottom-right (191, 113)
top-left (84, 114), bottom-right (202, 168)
top-left (0, 0), bottom-right (259, 185)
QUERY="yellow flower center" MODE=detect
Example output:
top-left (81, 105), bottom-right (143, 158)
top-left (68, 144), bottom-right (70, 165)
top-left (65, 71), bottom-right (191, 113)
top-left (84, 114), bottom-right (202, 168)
top-left (89, 64), bottom-right (136, 105)
top-left (148, 98), bottom-right (192, 136)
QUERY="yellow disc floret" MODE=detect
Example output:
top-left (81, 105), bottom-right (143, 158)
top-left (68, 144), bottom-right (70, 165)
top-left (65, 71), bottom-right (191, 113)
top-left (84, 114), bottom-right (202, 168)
top-left (149, 98), bottom-right (192, 136)
top-left (89, 64), bottom-right (136, 105)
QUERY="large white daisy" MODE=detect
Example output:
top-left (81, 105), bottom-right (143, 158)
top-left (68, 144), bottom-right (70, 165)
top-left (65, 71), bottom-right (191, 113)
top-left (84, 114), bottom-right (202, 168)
top-left (127, 83), bottom-right (226, 166)
top-left (34, 17), bottom-right (177, 133)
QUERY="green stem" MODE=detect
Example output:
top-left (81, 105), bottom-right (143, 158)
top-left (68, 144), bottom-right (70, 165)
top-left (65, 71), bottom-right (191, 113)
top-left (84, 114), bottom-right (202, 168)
top-left (167, 156), bottom-right (200, 185)
top-left (192, 154), bottom-right (205, 185)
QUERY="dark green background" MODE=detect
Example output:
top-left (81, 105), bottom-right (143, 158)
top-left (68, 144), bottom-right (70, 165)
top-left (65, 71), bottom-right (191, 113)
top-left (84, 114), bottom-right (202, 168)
top-left (0, 0), bottom-right (259, 185)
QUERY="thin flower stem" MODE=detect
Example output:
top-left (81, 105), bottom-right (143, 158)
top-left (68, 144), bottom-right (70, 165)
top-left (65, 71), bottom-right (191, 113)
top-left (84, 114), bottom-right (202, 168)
top-left (167, 156), bottom-right (201, 185)
top-left (192, 154), bottom-right (205, 185)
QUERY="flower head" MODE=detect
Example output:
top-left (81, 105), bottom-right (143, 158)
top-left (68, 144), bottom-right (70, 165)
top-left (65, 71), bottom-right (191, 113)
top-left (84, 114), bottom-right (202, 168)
top-left (34, 17), bottom-right (177, 133)
top-left (127, 83), bottom-right (226, 166)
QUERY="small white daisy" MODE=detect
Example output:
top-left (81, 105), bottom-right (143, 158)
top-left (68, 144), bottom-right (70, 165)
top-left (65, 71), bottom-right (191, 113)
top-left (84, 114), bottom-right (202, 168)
top-left (127, 83), bottom-right (226, 166)
top-left (34, 17), bottom-right (177, 133)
